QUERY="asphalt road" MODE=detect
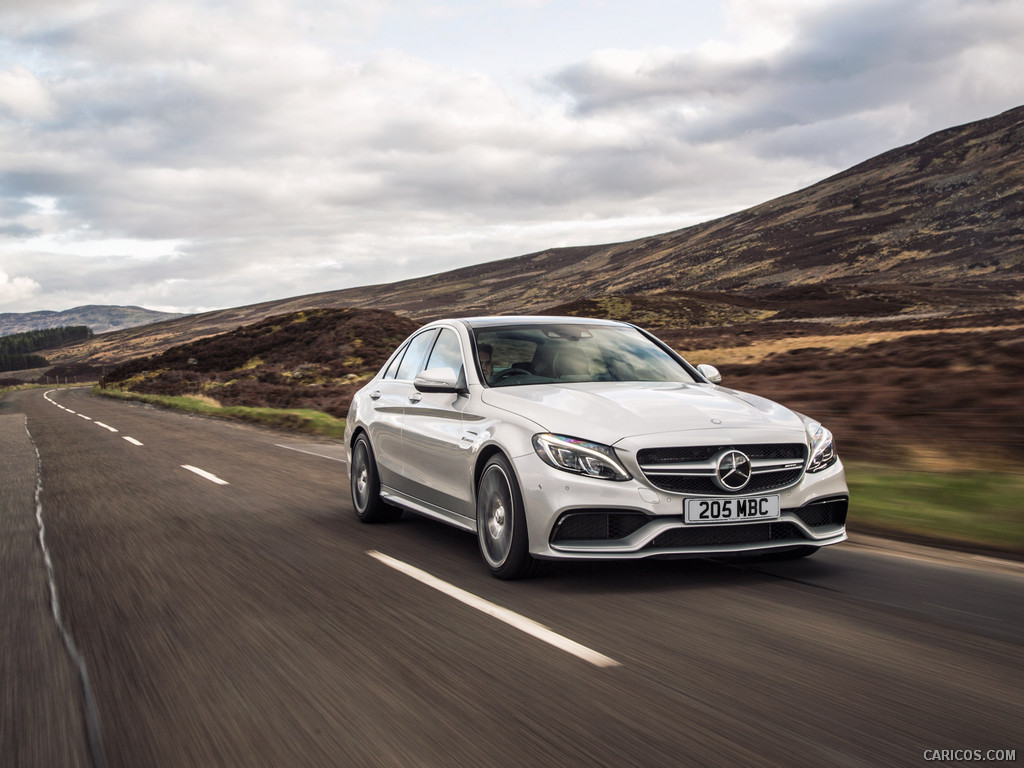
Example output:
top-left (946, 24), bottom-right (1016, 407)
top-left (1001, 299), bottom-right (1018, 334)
top-left (2, 387), bottom-right (1022, 768)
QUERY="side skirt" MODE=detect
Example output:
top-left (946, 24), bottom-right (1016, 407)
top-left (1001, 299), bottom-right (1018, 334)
top-left (380, 485), bottom-right (476, 532)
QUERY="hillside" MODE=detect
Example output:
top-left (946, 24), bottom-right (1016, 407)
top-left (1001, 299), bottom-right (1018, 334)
top-left (46, 104), bottom-right (1024, 369)
top-left (316, 104), bottom-right (1022, 316)
top-left (0, 305), bottom-right (185, 336)
top-left (101, 308), bottom-right (418, 419)
top-left (94, 302), bottom-right (1024, 466)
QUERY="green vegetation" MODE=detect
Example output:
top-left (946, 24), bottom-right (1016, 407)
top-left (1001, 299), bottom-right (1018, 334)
top-left (94, 387), bottom-right (347, 439)
top-left (0, 352), bottom-right (48, 371)
top-left (846, 462), bottom-right (1024, 555)
top-left (1, 382), bottom-right (55, 397)
top-left (0, 326), bottom-right (94, 372)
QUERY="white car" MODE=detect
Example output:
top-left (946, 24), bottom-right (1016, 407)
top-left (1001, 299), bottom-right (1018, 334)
top-left (345, 316), bottom-right (848, 578)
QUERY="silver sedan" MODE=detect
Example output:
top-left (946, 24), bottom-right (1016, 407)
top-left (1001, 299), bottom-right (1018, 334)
top-left (345, 316), bottom-right (848, 579)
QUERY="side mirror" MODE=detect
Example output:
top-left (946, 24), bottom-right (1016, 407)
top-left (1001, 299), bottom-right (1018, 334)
top-left (696, 364), bottom-right (722, 384)
top-left (414, 367), bottom-right (467, 394)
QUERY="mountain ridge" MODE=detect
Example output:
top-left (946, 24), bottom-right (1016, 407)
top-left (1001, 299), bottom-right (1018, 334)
top-left (0, 304), bottom-right (185, 336)
top-left (43, 104), bottom-right (1024, 367)
top-left (314, 103), bottom-right (1023, 315)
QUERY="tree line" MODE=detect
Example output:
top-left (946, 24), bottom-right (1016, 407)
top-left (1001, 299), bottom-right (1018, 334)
top-left (0, 326), bottom-right (93, 372)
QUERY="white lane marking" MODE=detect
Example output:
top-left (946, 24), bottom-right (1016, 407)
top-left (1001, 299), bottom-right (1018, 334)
top-left (43, 391), bottom-right (73, 413)
top-left (123, 436), bottom-right (144, 447)
top-left (45, 390), bottom-right (134, 447)
top-left (367, 550), bottom-right (620, 668)
top-left (275, 443), bottom-right (348, 463)
top-left (181, 465), bottom-right (229, 485)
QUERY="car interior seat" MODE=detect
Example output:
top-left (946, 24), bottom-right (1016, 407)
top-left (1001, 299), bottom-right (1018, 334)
top-left (553, 347), bottom-right (591, 380)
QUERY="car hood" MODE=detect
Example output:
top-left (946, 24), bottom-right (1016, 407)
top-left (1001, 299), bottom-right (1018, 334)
top-left (480, 381), bottom-right (808, 446)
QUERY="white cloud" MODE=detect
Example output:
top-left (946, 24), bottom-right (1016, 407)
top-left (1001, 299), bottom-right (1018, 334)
top-left (0, 270), bottom-right (41, 304)
top-left (0, 66), bottom-right (56, 121)
top-left (0, 0), bottom-right (1021, 313)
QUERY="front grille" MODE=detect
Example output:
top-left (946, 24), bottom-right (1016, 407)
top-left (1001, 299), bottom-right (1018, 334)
top-left (637, 443), bottom-right (807, 495)
top-left (552, 511), bottom-right (651, 542)
top-left (646, 469), bottom-right (805, 496)
top-left (645, 522), bottom-right (807, 549)
top-left (794, 497), bottom-right (848, 528)
top-left (639, 444), bottom-right (805, 463)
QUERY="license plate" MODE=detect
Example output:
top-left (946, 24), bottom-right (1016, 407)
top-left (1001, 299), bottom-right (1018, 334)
top-left (685, 495), bottom-right (781, 524)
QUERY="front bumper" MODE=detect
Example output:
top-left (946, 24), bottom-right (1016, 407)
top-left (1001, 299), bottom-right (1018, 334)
top-left (513, 451), bottom-right (848, 560)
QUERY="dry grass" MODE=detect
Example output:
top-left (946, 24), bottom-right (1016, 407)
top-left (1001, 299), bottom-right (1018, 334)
top-left (684, 323), bottom-right (1024, 366)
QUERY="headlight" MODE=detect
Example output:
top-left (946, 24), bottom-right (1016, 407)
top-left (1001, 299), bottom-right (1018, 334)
top-left (806, 423), bottom-right (838, 473)
top-left (532, 434), bottom-right (632, 481)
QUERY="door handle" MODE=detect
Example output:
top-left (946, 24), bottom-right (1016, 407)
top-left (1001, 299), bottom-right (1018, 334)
top-left (408, 393), bottom-right (422, 403)
top-left (369, 391), bottom-right (381, 400)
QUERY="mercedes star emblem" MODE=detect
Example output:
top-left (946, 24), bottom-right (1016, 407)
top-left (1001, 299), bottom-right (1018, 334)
top-left (714, 450), bottom-right (752, 491)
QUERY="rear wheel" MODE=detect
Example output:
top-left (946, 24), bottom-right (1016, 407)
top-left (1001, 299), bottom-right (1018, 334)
top-left (476, 454), bottom-right (536, 579)
top-left (350, 434), bottom-right (402, 523)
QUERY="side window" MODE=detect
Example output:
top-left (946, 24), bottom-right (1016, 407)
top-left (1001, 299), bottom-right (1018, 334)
top-left (394, 330), bottom-right (438, 381)
top-left (381, 344), bottom-right (407, 380)
top-left (423, 328), bottom-right (464, 376)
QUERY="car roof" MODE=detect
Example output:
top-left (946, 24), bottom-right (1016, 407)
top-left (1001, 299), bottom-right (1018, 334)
top-left (444, 315), bottom-right (631, 330)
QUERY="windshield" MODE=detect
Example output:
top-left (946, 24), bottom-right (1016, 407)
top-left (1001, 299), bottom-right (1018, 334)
top-left (472, 323), bottom-right (697, 387)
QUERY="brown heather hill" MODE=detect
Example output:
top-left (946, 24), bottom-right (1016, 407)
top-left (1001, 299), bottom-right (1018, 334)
top-left (101, 309), bottom-right (418, 419)
top-left (312, 104), bottom-right (1024, 317)
top-left (48, 104), bottom-right (1024, 369)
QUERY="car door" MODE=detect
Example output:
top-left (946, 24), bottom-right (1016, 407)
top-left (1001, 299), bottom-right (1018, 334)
top-left (399, 327), bottom-right (475, 521)
top-left (365, 328), bottom-right (438, 494)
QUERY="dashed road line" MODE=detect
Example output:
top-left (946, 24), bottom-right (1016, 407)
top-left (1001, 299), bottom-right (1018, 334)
top-left (181, 465), bottom-right (229, 485)
top-left (45, 392), bottom-right (232, 490)
top-left (367, 550), bottom-right (620, 668)
top-left (46, 390), bottom-right (131, 442)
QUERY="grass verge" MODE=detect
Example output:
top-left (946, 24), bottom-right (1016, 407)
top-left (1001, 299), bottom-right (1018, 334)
top-left (94, 387), bottom-right (347, 439)
top-left (846, 462), bottom-right (1024, 557)
top-left (1, 382), bottom-right (88, 399)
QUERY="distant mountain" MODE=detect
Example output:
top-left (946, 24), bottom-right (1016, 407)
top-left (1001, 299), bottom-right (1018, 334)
top-left (46, 104), bottom-right (1024, 367)
top-left (0, 305), bottom-right (186, 336)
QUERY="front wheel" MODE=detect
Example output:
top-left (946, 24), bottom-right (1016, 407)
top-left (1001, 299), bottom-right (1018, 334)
top-left (350, 434), bottom-right (402, 523)
top-left (476, 454), bottom-right (537, 579)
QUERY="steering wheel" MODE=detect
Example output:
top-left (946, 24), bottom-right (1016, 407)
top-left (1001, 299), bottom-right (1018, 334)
top-left (489, 367), bottom-right (530, 384)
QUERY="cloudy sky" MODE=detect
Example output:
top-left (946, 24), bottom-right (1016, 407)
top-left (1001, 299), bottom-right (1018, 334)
top-left (2, 0), bottom-right (1023, 314)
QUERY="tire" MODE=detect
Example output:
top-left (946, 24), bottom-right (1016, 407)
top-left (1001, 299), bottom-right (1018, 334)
top-left (476, 454), bottom-right (537, 579)
top-left (350, 434), bottom-right (402, 523)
